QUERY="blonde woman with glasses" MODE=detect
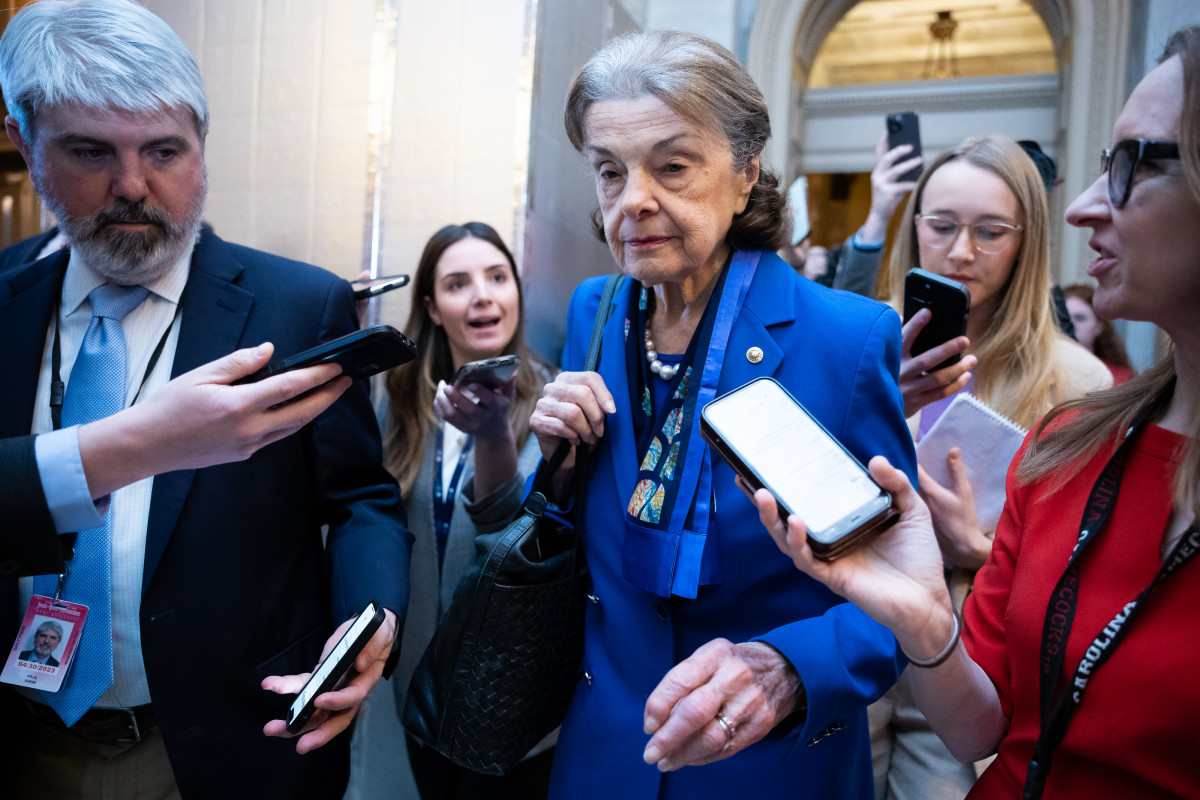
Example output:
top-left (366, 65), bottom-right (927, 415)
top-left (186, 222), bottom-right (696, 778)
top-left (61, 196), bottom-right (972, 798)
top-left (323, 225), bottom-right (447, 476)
top-left (870, 135), bottom-right (1112, 800)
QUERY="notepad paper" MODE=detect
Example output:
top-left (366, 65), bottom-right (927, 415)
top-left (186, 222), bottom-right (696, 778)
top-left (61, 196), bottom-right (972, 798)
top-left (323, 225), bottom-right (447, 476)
top-left (916, 393), bottom-right (1028, 532)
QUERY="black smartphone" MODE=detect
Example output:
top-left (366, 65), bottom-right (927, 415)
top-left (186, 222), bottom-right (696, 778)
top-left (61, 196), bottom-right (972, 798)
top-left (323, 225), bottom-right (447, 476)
top-left (701, 378), bottom-right (898, 561)
top-left (452, 355), bottom-right (519, 390)
top-left (903, 268), bottom-right (971, 372)
top-left (234, 325), bottom-right (417, 384)
top-left (351, 274), bottom-right (410, 300)
top-left (886, 111), bottom-right (923, 183)
top-left (285, 600), bottom-right (385, 735)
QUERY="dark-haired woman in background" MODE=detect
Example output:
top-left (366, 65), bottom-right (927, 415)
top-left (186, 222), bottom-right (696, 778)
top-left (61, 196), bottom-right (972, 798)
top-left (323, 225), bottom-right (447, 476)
top-left (1063, 282), bottom-right (1136, 384)
top-left (350, 222), bottom-right (553, 799)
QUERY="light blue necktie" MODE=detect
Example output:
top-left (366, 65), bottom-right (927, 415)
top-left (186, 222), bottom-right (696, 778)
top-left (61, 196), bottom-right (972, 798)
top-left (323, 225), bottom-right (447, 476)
top-left (34, 283), bottom-right (149, 726)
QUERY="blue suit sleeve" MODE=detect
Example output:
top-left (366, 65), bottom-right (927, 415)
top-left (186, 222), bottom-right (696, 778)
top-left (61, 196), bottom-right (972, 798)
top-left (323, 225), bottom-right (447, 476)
top-left (757, 302), bottom-right (915, 741)
top-left (310, 279), bottom-right (413, 624)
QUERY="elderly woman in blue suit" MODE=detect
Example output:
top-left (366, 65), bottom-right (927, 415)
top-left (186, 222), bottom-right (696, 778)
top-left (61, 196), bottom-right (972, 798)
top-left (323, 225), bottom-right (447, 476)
top-left (529, 30), bottom-right (918, 799)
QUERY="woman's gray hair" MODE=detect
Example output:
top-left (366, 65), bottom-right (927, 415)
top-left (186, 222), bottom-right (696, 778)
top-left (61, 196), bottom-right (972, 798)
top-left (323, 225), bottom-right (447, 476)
top-left (565, 29), bottom-right (786, 251)
top-left (0, 0), bottom-right (209, 141)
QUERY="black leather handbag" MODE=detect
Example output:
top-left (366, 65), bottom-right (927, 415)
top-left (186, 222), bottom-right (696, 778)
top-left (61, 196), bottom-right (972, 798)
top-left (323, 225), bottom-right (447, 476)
top-left (402, 274), bottom-right (622, 775)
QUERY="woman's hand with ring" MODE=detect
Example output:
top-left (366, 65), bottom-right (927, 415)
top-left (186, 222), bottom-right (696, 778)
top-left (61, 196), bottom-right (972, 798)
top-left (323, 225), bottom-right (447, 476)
top-left (642, 638), bottom-right (800, 771)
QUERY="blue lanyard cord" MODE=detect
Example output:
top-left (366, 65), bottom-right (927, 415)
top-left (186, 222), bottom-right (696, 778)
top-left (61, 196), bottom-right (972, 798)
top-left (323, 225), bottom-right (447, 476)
top-left (433, 425), bottom-right (474, 568)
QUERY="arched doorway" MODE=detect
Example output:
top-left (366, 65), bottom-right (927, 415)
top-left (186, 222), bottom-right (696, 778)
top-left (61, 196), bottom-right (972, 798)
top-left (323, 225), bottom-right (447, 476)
top-left (748, 0), bottom-right (1132, 285)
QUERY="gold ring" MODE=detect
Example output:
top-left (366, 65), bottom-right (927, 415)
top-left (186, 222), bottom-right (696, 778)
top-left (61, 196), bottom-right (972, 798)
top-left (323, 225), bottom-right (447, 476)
top-left (715, 711), bottom-right (736, 752)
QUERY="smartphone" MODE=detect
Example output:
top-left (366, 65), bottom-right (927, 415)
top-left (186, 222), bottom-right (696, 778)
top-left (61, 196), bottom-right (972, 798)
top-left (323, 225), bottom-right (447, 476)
top-left (452, 354), bottom-right (519, 390)
top-left (351, 274), bottom-right (410, 300)
top-left (234, 325), bottom-right (417, 384)
top-left (886, 112), bottom-right (923, 183)
top-left (285, 601), bottom-right (385, 734)
top-left (903, 268), bottom-right (971, 372)
top-left (701, 378), bottom-right (898, 561)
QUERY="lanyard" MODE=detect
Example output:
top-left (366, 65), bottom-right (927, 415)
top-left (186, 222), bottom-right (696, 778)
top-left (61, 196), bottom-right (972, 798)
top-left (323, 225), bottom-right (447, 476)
top-left (50, 301), bottom-right (178, 431)
top-left (1025, 386), bottom-right (1198, 800)
top-left (433, 425), bottom-right (473, 568)
top-left (48, 298), bottom-right (177, 561)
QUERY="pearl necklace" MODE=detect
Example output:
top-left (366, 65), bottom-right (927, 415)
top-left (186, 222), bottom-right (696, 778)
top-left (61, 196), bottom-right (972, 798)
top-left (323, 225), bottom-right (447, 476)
top-left (644, 320), bottom-right (680, 381)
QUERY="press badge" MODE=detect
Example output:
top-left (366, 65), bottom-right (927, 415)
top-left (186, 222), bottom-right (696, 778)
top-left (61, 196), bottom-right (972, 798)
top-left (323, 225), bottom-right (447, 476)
top-left (0, 594), bottom-right (88, 692)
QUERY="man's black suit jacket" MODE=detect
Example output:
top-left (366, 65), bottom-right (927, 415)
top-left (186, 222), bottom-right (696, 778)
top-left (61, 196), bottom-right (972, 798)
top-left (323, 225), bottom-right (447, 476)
top-left (0, 229), bottom-right (412, 798)
top-left (18, 649), bottom-right (60, 667)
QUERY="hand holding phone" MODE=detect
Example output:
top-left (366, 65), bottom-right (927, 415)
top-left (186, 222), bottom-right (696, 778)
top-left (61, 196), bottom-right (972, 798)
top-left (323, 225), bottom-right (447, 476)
top-left (452, 355), bottom-right (519, 390)
top-left (351, 274), bottom-right (410, 300)
top-left (701, 378), bottom-right (897, 561)
top-left (886, 112), bottom-right (923, 183)
top-left (234, 325), bottom-right (417, 385)
top-left (285, 601), bottom-right (385, 735)
top-left (902, 269), bottom-right (970, 371)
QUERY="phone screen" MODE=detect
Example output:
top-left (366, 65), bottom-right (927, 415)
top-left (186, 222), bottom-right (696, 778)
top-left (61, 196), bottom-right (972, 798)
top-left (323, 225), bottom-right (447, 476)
top-left (286, 602), bottom-right (382, 730)
top-left (704, 380), bottom-right (885, 540)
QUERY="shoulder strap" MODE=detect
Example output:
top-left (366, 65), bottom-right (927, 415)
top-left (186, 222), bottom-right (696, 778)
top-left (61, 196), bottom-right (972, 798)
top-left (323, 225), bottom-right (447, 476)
top-left (536, 274), bottom-right (623, 485)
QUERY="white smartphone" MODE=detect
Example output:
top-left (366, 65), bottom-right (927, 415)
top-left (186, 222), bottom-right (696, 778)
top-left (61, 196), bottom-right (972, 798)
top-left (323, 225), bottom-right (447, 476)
top-left (285, 600), bottom-right (384, 734)
top-left (701, 378), bottom-right (897, 560)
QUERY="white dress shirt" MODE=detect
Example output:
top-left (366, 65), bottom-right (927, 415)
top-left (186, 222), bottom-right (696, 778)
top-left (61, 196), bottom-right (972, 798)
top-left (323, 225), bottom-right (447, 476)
top-left (20, 245), bottom-right (192, 709)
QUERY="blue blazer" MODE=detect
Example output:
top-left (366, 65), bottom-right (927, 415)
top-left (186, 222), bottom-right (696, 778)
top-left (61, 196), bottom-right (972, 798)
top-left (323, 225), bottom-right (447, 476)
top-left (548, 251), bottom-right (916, 799)
top-left (0, 229), bottom-right (411, 798)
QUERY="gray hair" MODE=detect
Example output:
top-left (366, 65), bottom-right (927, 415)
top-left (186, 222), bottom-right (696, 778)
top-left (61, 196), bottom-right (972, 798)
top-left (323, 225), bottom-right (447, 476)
top-left (0, 0), bottom-right (209, 141)
top-left (36, 620), bottom-right (64, 639)
top-left (564, 29), bottom-right (785, 251)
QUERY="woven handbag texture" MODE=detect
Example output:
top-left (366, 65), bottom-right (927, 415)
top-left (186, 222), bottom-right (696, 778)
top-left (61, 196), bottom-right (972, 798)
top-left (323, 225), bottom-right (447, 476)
top-left (402, 493), bottom-right (588, 775)
top-left (444, 568), bottom-right (587, 773)
top-left (403, 273), bottom-right (618, 775)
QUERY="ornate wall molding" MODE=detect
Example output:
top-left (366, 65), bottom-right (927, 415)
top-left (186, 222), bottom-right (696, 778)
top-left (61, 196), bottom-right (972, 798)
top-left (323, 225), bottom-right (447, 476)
top-left (802, 73), bottom-right (1059, 118)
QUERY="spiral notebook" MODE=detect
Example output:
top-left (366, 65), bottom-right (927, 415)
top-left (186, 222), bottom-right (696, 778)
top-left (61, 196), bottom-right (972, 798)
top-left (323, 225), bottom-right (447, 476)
top-left (916, 393), bottom-right (1028, 532)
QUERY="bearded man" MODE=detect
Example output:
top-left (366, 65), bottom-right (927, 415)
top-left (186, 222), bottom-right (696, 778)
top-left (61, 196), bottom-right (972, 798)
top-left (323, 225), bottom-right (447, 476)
top-left (0, 1), bottom-right (412, 797)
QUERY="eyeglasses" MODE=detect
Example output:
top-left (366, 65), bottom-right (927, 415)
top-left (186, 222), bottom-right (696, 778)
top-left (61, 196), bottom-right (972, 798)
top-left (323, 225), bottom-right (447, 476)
top-left (914, 215), bottom-right (1023, 255)
top-left (1101, 139), bottom-right (1180, 208)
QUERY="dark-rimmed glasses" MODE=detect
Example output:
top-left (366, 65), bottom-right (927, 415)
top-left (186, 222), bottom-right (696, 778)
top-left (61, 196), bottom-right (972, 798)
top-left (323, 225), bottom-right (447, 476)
top-left (1101, 139), bottom-right (1180, 208)
top-left (914, 215), bottom-right (1023, 255)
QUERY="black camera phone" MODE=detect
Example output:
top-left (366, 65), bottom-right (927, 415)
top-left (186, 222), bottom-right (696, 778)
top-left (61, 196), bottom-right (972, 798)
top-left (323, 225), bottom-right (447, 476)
top-left (234, 325), bottom-right (417, 385)
top-left (903, 268), bottom-right (971, 372)
top-left (886, 111), bottom-right (923, 183)
top-left (452, 355), bottom-right (520, 390)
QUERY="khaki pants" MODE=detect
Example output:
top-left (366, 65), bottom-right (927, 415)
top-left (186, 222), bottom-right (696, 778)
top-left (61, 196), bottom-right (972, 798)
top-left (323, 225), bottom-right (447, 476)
top-left (868, 671), bottom-right (978, 800)
top-left (15, 701), bottom-right (181, 800)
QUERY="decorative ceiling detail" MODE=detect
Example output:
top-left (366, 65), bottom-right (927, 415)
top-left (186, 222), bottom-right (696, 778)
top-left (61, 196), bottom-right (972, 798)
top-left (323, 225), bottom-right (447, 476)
top-left (809, 0), bottom-right (1055, 87)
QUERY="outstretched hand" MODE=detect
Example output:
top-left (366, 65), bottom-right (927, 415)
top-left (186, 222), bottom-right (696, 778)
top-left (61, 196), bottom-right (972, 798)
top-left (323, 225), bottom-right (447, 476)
top-left (752, 455), bottom-right (951, 641)
top-left (918, 450), bottom-right (993, 570)
top-left (78, 344), bottom-right (351, 498)
top-left (261, 608), bottom-right (398, 754)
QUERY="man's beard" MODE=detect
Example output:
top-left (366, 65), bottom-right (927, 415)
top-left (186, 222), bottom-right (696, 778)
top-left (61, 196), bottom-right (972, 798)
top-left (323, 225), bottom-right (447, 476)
top-left (36, 169), bottom-right (206, 286)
